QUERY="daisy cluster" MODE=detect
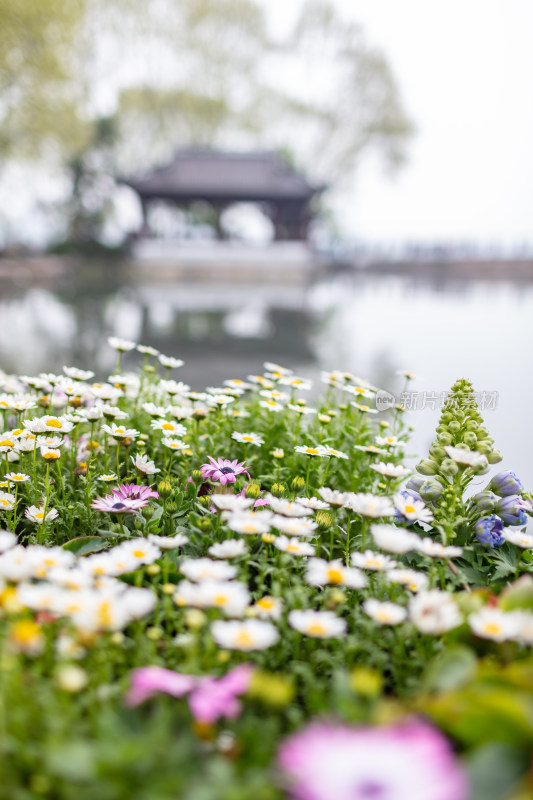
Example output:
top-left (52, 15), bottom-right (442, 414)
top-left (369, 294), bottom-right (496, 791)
top-left (0, 345), bottom-right (532, 798)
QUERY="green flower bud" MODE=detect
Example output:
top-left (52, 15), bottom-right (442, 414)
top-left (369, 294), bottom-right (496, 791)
top-left (448, 420), bottom-right (461, 433)
top-left (291, 476), bottom-right (306, 492)
top-left (157, 480), bottom-right (172, 497)
top-left (477, 442), bottom-right (492, 455)
top-left (429, 445), bottom-right (446, 461)
top-left (316, 510), bottom-right (334, 530)
top-left (462, 432), bottom-right (477, 447)
top-left (245, 483), bottom-right (261, 499)
top-left (192, 470), bottom-right (203, 482)
top-left (379, 420), bottom-right (390, 429)
top-left (271, 483), bottom-right (285, 498)
top-left (146, 564), bottom-right (161, 576)
top-left (436, 432), bottom-right (453, 445)
top-left (416, 459), bottom-right (439, 476)
top-left (440, 458), bottom-right (459, 476)
top-left (198, 496), bottom-right (212, 508)
top-left (197, 517), bottom-right (211, 530)
top-left (487, 450), bottom-right (503, 464)
top-left (146, 626), bottom-right (163, 641)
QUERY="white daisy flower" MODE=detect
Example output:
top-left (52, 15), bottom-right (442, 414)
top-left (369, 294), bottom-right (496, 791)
top-left (211, 495), bottom-right (253, 512)
top-left (162, 439), bottom-right (190, 452)
top-left (386, 569), bottom-right (429, 593)
top-left (513, 611), bottom-right (533, 645)
top-left (294, 445), bottom-right (329, 457)
top-left (370, 462), bottom-right (410, 479)
top-left (98, 473), bottom-right (118, 482)
top-left (288, 609), bottom-right (346, 638)
top-left (352, 403), bottom-right (378, 414)
top-left (147, 533), bottom-right (189, 549)
top-left (271, 515), bottom-right (318, 538)
top-left (102, 423), bottom-right (139, 440)
top-left (394, 494), bottom-right (434, 524)
top-left (116, 539), bottom-right (161, 567)
top-left (250, 596), bottom-right (283, 620)
top-left (287, 404), bottom-right (316, 416)
top-left (224, 379), bottom-right (253, 391)
top-left (273, 536), bottom-right (315, 557)
top-left (305, 558), bottom-right (367, 589)
top-left (160, 380), bottom-right (189, 396)
top-left (175, 579), bottom-right (250, 618)
top-left (211, 618), bottom-right (279, 650)
top-left (259, 400), bottom-right (285, 412)
top-left (278, 376), bottom-right (312, 391)
top-left (363, 598), bottom-right (407, 626)
top-left (264, 362), bottom-right (293, 376)
top-left (208, 539), bottom-right (247, 559)
top-left (167, 405), bottom-right (194, 420)
top-left (136, 345), bottom-right (160, 356)
top-left (4, 472), bottom-right (30, 484)
top-left (63, 366), bottom-right (95, 381)
top-left (180, 557), bottom-right (237, 582)
top-left (225, 512), bottom-right (273, 536)
top-left (375, 435), bottom-right (401, 447)
top-left (231, 432), bottom-right (264, 446)
top-left (267, 497), bottom-right (313, 517)
top-left (344, 493), bottom-right (395, 518)
top-left (415, 538), bottom-right (463, 558)
top-left (351, 550), bottom-right (398, 571)
top-left (108, 337), bottom-right (136, 352)
top-left (318, 487), bottom-right (348, 507)
top-left (143, 403), bottom-right (168, 417)
top-left (501, 528), bottom-right (533, 548)
top-left (151, 419), bottom-right (187, 437)
top-left (25, 415), bottom-right (74, 434)
top-left (371, 523), bottom-right (420, 554)
top-left (354, 445), bottom-right (388, 455)
top-left (444, 446), bottom-right (488, 469)
top-left (158, 355), bottom-right (184, 369)
top-left (207, 394), bottom-right (235, 407)
top-left (260, 389), bottom-right (288, 401)
top-left (468, 607), bottom-right (521, 642)
top-left (0, 530), bottom-right (17, 552)
top-left (409, 591), bottom-right (463, 634)
top-left (24, 506), bottom-right (59, 524)
top-left (295, 496), bottom-right (330, 511)
top-left (133, 453), bottom-right (160, 475)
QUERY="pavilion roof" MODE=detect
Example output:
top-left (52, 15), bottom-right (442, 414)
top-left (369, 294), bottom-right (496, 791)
top-left (120, 148), bottom-right (324, 202)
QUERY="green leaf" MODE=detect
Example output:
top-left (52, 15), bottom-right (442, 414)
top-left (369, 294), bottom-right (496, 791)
top-left (63, 536), bottom-right (108, 556)
top-left (424, 646), bottom-right (478, 693)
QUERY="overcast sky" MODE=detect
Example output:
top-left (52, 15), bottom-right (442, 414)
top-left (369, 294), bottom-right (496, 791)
top-left (267, 0), bottom-right (533, 244)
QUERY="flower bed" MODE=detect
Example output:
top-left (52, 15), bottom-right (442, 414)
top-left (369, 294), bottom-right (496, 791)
top-left (0, 341), bottom-right (532, 799)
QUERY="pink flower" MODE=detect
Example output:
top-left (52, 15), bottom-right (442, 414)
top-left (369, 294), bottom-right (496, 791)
top-left (91, 494), bottom-right (148, 514)
top-left (278, 719), bottom-right (468, 800)
top-left (125, 664), bottom-right (254, 724)
top-left (199, 456), bottom-right (250, 486)
top-left (112, 483), bottom-right (159, 502)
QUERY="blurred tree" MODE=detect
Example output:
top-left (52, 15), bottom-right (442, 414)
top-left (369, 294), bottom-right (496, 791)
top-left (0, 0), bottom-right (87, 159)
top-left (0, 0), bottom-right (413, 244)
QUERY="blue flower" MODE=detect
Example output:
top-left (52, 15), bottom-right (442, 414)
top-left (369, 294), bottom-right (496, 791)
top-left (495, 495), bottom-right (527, 526)
top-left (489, 471), bottom-right (524, 497)
top-left (474, 516), bottom-right (505, 547)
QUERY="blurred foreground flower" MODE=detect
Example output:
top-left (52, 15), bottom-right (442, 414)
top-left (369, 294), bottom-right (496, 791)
top-left (278, 719), bottom-right (468, 800)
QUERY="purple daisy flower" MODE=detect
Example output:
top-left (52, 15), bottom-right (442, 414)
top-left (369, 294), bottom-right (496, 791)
top-left (112, 483), bottom-right (159, 502)
top-left (278, 719), bottom-right (468, 800)
top-left (199, 456), bottom-right (250, 486)
top-left (91, 494), bottom-right (148, 514)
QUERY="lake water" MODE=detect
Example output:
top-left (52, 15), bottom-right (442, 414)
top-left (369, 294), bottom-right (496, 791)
top-left (1, 260), bottom-right (532, 485)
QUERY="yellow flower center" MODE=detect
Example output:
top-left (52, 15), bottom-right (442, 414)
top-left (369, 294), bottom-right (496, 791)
top-left (114, 428), bottom-right (125, 435)
top-left (35, 512), bottom-right (45, 519)
top-left (46, 419), bottom-right (62, 428)
top-left (0, 440), bottom-right (13, 448)
top-left (235, 630), bottom-right (254, 647)
top-left (306, 448), bottom-right (319, 455)
top-left (405, 505), bottom-right (415, 514)
top-left (287, 544), bottom-right (300, 553)
top-left (0, 499), bottom-right (10, 506)
top-left (11, 619), bottom-right (41, 646)
top-left (376, 610), bottom-right (392, 623)
top-left (307, 622), bottom-right (326, 636)
top-left (483, 622), bottom-right (502, 636)
top-left (213, 594), bottom-right (228, 606)
top-left (243, 524), bottom-right (258, 533)
top-left (162, 423), bottom-right (174, 430)
top-left (97, 601), bottom-right (113, 628)
top-left (327, 569), bottom-right (344, 584)
top-left (43, 451), bottom-right (59, 459)
top-left (132, 549), bottom-right (146, 558)
top-left (12, 429), bottom-right (23, 436)
top-left (241, 436), bottom-right (254, 442)
top-left (257, 598), bottom-right (274, 610)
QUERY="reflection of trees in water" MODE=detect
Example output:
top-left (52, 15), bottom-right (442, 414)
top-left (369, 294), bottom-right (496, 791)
top-left (0, 265), bottom-right (316, 381)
